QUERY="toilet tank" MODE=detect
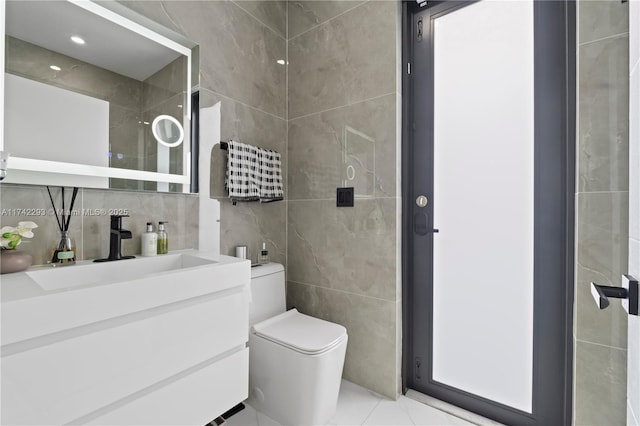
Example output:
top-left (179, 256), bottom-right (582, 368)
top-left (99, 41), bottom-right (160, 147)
top-left (250, 263), bottom-right (286, 326)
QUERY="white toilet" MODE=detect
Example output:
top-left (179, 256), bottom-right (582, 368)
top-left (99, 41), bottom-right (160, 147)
top-left (248, 263), bottom-right (348, 426)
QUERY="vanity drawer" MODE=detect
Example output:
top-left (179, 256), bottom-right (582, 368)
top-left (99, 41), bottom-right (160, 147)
top-left (88, 348), bottom-right (249, 425)
top-left (1, 290), bottom-right (248, 426)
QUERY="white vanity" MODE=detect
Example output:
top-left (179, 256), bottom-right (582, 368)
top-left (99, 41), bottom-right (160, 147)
top-left (1, 252), bottom-right (251, 425)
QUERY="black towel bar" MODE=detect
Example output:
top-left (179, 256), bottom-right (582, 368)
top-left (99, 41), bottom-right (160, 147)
top-left (220, 141), bottom-right (279, 154)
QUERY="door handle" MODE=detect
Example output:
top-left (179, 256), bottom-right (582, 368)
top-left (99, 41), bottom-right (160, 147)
top-left (590, 282), bottom-right (628, 310)
top-left (591, 277), bottom-right (638, 315)
top-left (413, 213), bottom-right (439, 236)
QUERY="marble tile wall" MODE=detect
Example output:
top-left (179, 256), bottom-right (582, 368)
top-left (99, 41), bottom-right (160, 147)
top-left (627, 2), bottom-right (639, 425)
top-left (142, 56), bottom-right (186, 112)
top-left (120, 1), bottom-right (287, 118)
top-left (287, 0), bottom-right (365, 39)
top-left (121, 1), bottom-right (287, 264)
top-left (0, 184), bottom-right (198, 266)
top-left (234, 1), bottom-right (287, 39)
top-left (288, 1), bottom-right (396, 119)
top-left (287, 1), bottom-right (402, 399)
top-left (575, 1), bottom-right (630, 425)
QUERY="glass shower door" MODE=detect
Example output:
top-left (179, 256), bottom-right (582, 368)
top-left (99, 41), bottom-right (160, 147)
top-left (405, 1), bottom-right (575, 424)
top-left (431, 0), bottom-right (534, 412)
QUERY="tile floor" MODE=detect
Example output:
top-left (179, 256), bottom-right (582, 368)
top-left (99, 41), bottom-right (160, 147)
top-left (225, 380), bottom-right (476, 426)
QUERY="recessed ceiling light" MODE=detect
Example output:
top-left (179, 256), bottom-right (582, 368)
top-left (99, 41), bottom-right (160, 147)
top-left (71, 36), bottom-right (85, 45)
top-left (50, 65), bottom-right (61, 71)
top-left (276, 59), bottom-right (286, 65)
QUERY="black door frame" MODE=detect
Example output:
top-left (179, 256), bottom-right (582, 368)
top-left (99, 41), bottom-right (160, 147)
top-left (401, 1), bottom-right (576, 425)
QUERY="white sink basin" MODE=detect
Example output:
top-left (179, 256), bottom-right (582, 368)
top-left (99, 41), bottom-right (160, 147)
top-left (1, 251), bottom-right (251, 426)
top-left (1, 251), bottom-right (250, 346)
top-left (26, 253), bottom-right (216, 291)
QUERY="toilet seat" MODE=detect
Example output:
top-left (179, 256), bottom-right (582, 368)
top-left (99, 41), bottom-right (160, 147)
top-left (252, 309), bottom-right (347, 355)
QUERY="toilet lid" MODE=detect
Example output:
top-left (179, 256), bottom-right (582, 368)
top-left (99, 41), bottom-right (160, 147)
top-left (252, 309), bottom-right (347, 355)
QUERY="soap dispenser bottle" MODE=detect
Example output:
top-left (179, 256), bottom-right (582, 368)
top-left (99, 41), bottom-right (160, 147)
top-left (157, 221), bottom-right (168, 255)
top-left (141, 222), bottom-right (157, 257)
top-left (259, 242), bottom-right (269, 264)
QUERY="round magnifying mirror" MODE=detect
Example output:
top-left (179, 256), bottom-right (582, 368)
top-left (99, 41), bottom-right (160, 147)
top-left (151, 115), bottom-right (184, 148)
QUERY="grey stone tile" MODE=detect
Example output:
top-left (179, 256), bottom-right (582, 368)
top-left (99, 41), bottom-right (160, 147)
top-left (575, 189), bottom-right (629, 412)
top-left (109, 104), bottom-right (143, 173)
top-left (233, 0), bottom-right (286, 39)
top-left (286, 281), bottom-right (398, 399)
top-left (579, 36), bottom-right (629, 192)
top-left (577, 192), bottom-right (629, 287)
top-left (142, 56), bottom-right (187, 111)
top-left (201, 90), bottom-right (287, 199)
top-left (81, 189), bottom-right (198, 260)
top-left (579, 0), bottom-right (629, 45)
top-left (0, 184), bottom-right (83, 266)
top-left (287, 0), bottom-right (365, 39)
top-left (575, 273), bottom-right (627, 350)
top-left (117, 1), bottom-right (183, 34)
top-left (124, 1), bottom-right (286, 118)
top-left (574, 341), bottom-right (627, 426)
top-left (218, 199), bottom-right (286, 266)
top-left (287, 198), bottom-right (397, 301)
top-left (288, 1), bottom-right (397, 119)
top-left (288, 94), bottom-right (397, 199)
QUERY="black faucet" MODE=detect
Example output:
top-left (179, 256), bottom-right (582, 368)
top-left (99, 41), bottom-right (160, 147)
top-left (94, 215), bottom-right (136, 262)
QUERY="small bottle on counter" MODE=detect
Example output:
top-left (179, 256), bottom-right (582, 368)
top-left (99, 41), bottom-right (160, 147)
top-left (259, 242), bottom-right (269, 264)
top-left (157, 221), bottom-right (168, 255)
top-left (51, 230), bottom-right (76, 265)
top-left (235, 245), bottom-right (248, 260)
top-left (141, 222), bottom-right (157, 257)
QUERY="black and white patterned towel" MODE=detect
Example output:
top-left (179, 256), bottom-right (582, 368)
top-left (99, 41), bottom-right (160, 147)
top-left (226, 140), bottom-right (283, 203)
top-left (226, 140), bottom-right (260, 202)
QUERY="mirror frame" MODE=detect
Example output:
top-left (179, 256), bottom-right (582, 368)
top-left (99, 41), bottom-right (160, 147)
top-left (1, 0), bottom-right (195, 192)
top-left (152, 115), bottom-right (185, 148)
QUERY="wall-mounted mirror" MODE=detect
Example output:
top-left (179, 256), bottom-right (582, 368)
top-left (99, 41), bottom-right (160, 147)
top-left (2, 0), bottom-right (199, 193)
top-left (153, 115), bottom-right (185, 148)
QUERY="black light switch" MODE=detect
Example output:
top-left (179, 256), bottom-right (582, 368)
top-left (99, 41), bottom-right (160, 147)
top-left (337, 187), bottom-right (354, 207)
